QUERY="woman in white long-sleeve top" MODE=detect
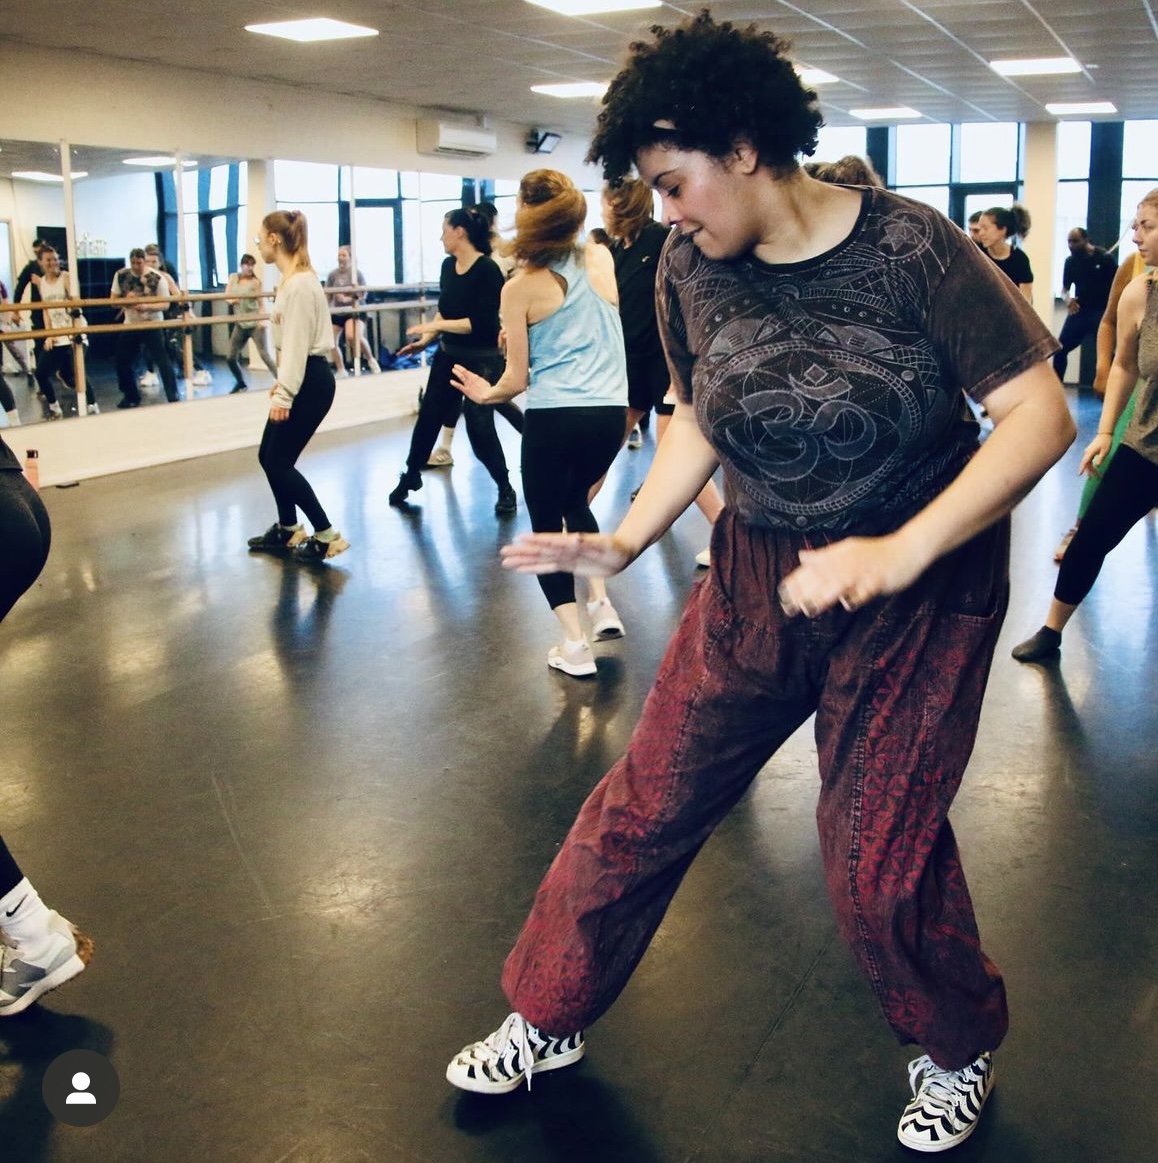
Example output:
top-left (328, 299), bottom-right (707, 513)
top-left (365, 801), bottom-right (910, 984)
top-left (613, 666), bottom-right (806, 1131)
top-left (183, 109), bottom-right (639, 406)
top-left (247, 210), bottom-right (349, 562)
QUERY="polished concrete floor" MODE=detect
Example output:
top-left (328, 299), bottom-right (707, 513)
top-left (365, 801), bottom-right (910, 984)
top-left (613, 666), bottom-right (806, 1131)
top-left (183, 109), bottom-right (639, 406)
top-left (0, 393), bottom-right (1155, 1162)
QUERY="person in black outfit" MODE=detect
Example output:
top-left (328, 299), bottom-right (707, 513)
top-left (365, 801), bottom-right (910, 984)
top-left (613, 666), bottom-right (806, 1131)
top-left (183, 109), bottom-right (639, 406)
top-left (978, 205), bottom-right (1033, 301)
top-left (388, 208), bottom-right (517, 515)
top-left (603, 179), bottom-right (672, 442)
top-left (12, 240), bottom-right (48, 368)
top-left (1052, 227), bottom-right (1117, 383)
top-left (0, 433), bottom-right (94, 1015)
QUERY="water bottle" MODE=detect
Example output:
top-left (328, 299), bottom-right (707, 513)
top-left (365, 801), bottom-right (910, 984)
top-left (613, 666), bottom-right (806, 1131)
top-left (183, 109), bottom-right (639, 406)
top-left (24, 449), bottom-right (39, 490)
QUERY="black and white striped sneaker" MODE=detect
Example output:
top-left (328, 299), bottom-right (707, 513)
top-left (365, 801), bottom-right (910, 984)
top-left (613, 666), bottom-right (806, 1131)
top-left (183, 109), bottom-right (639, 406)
top-left (897, 1051), bottom-right (994, 1153)
top-left (446, 1012), bottom-right (584, 1094)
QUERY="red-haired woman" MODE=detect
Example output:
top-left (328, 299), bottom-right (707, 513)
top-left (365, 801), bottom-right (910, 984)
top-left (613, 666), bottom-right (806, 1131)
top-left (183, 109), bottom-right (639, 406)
top-left (452, 170), bottom-right (628, 676)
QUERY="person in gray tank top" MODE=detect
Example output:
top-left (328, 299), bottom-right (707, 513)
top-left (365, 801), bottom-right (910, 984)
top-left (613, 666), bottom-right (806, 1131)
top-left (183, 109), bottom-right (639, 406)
top-left (1014, 187), bottom-right (1158, 662)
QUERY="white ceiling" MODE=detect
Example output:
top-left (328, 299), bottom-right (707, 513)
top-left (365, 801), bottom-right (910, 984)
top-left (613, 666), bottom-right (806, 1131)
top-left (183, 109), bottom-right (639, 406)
top-left (2, 0), bottom-right (1156, 143)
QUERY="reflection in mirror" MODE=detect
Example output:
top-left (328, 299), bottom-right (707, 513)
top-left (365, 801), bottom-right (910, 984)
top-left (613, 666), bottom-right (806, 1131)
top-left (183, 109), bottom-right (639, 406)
top-left (2, 142), bottom-right (483, 428)
top-left (0, 140), bottom-right (254, 425)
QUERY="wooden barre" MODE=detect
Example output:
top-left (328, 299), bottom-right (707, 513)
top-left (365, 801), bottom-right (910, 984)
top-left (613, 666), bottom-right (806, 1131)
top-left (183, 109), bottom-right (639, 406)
top-left (0, 299), bottom-right (436, 344)
top-left (0, 283), bottom-right (431, 313)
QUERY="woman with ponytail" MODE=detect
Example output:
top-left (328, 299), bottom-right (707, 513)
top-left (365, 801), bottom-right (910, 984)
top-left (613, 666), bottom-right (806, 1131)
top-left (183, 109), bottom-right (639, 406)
top-left (452, 169), bottom-right (628, 677)
top-left (388, 206), bottom-right (516, 514)
top-left (247, 210), bottom-right (349, 562)
top-left (978, 204), bottom-right (1034, 302)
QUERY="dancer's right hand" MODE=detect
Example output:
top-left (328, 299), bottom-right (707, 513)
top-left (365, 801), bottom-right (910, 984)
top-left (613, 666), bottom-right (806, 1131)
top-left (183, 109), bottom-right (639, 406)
top-left (500, 531), bottom-right (632, 577)
top-left (1079, 433), bottom-right (1112, 478)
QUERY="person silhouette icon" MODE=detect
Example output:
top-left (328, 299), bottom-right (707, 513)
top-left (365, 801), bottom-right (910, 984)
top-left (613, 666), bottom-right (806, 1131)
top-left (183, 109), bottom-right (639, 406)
top-left (65, 1072), bottom-right (97, 1105)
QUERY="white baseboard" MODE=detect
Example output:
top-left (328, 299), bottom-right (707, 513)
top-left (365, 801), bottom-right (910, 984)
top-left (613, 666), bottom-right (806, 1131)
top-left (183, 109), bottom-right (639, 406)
top-left (13, 369), bottom-right (423, 487)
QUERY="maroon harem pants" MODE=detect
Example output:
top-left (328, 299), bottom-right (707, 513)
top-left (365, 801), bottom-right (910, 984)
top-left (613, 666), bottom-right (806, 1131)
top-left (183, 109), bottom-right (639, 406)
top-left (503, 510), bottom-right (1010, 1071)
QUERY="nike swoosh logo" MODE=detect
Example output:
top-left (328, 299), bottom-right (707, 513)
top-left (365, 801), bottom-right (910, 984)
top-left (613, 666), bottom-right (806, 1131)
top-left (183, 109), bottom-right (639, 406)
top-left (4, 895), bottom-right (27, 917)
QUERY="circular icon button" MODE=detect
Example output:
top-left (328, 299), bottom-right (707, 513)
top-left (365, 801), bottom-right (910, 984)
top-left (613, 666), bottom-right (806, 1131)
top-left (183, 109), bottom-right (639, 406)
top-left (42, 1049), bottom-right (120, 1126)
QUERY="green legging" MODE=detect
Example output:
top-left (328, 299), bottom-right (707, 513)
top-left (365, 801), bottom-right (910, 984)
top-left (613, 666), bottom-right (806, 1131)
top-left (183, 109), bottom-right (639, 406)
top-left (1077, 388), bottom-right (1139, 519)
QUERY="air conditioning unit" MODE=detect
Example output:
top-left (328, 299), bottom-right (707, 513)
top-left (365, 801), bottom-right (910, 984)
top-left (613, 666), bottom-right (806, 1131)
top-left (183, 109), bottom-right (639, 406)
top-left (416, 119), bottom-right (497, 158)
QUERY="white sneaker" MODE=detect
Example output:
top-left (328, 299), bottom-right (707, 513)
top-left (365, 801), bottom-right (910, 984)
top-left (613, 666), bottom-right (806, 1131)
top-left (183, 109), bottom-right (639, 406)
top-left (586, 598), bottom-right (624, 640)
top-left (139, 371), bottom-right (159, 388)
top-left (46, 402), bottom-right (63, 419)
top-left (897, 1052), bottom-right (994, 1153)
top-left (627, 424), bottom-right (643, 450)
top-left (192, 369), bottom-right (212, 386)
top-left (695, 548), bottom-right (711, 568)
top-left (447, 1012), bottom-right (584, 1094)
top-left (368, 358), bottom-right (381, 374)
top-left (0, 911), bottom-right (94, 1017)
top-left (426, 447), bottom-right (454, 468)
top-left (87, 403), bottom-right (101, 415)
top-left (547, 638), bottom-right (597, 677)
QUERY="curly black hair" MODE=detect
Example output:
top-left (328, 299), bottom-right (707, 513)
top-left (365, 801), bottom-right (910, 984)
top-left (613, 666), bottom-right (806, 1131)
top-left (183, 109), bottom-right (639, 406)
top-left (587, 10), bottom-right (823, 183)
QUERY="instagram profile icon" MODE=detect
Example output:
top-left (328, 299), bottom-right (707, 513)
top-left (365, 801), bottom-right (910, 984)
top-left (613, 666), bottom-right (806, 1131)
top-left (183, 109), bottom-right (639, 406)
top-left (42, 1049), bottom-right (120, 1127)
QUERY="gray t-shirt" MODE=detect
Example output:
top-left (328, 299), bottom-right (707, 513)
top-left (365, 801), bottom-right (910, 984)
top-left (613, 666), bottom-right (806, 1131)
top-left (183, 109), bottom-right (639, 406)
top-left (657, 187), bottom-right (1058, 534)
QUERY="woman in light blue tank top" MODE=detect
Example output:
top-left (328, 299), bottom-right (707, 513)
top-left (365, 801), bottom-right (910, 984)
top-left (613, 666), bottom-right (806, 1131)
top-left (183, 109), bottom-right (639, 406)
top-left (453, 169), bottom-right (628, 677)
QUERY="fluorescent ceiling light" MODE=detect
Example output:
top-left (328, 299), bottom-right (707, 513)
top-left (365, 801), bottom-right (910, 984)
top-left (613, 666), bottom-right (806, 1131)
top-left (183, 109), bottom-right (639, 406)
top-left (525, 0), bottom-right (660, 15)
top-left (990, 56), bottom-right (1081, 77)
top-left (1046, 101), bottom-right (1117, 116)
top-left (850, 106), bottom-right (921, 121)
top-left (797, 67), bottom-right (840, 86)
top-left (12, 170), bottom-right (87, 182)
top-left (532, 82), bottom-right (609, 98)
top-left (123, 156), bottom-right (196, 168)
top-left (245, 18), bottom-right (379, 42)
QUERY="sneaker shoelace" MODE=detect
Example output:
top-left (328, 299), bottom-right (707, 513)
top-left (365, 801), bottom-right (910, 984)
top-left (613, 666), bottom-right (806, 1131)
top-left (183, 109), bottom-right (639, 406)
top-left (476, 1012), bottom-right (538, 1090)
top-left (906, 1055), bottom-right (978, 1122)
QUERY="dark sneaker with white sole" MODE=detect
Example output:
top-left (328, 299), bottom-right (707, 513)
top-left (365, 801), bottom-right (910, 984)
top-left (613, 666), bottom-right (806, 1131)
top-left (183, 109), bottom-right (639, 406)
top-left (897, 1052), bottom-right (994, 1153)
top-left (446, 1012), bottom-right (584, 1094)
top-left (247, 524), bottom-right (307, 552)
top-left (292, 534), bottom-right (350, 563)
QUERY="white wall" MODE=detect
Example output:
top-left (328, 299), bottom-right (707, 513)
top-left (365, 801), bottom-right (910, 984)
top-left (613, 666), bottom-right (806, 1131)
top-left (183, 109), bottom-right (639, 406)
top-left (0, 179), bottom-right (65, 272)
top-left (73, 171), bottom-right (158, 261)
top-left (0, 44), bottom-right (601, 189)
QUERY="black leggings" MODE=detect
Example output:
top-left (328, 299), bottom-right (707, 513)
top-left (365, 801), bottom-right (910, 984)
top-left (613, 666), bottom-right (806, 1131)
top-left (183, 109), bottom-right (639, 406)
top-left (35, 344), bottom-right (94, 408)
top-left (521, 405), bottom-right (626, 609)
top-left (1055, 443), bottom-right (1158, 606)
top-left (0, 466), bottom-right (52, 896)
top-left (0, 372), bottom-right (15, 414)
top-left (257, 356), bottom-right (337, 530)
top-left (404, 348), bottom-right (521, 487)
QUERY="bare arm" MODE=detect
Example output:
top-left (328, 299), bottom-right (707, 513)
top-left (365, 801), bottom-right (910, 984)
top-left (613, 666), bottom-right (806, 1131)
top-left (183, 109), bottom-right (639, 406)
top-left (1018, 283), bottom-right (1033, 302)
top-left (451, 277), bottom-right (532, 404)
top-left (1094, 259), bottom-right (1137, 395)
top-left (1083, 273), bottom-right (1146, 476)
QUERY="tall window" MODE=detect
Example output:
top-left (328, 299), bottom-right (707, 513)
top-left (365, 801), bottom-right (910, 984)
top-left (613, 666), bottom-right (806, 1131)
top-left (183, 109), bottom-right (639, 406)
top-left (161, 162), bottom-right (246, 288)
top-left (274, 160), bottom-right (342, 280)
top-left (812, 125), bottom-right (867, 164)
top-left (885, 122), bottom-right (1025, 228)
top-left (1121, 121), bottom-right (1158, 250)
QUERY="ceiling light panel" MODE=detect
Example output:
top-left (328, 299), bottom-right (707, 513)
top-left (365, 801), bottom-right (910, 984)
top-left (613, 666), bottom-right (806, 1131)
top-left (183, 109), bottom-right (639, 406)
top-left (990, 57), bottom-right (1081, 77)
top-left (524, 0), bottom-right (661, 14)
top-left (245, 19), bottom-right (379, 43)
top-left (1045, 101), bottom-right (1117, 116)
top-left (531, 82), bottom-right (609, 98)
top-left (849, 107), bottom-right (922, 121)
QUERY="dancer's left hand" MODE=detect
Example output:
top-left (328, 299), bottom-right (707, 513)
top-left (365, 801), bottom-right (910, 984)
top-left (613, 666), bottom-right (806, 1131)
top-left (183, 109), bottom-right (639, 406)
top-left (777, 534), bottom-right (925, 618)
top-left (451, 365), bottom-right (489, 403)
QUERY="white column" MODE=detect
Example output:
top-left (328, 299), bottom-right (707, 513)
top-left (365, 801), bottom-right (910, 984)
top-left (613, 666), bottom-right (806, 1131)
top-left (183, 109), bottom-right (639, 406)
top-left (1022, 121), bottom-right (1058, 325)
